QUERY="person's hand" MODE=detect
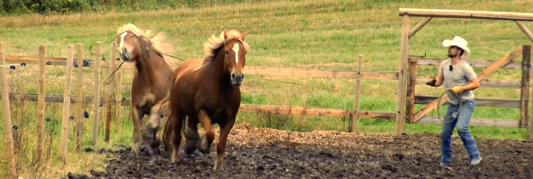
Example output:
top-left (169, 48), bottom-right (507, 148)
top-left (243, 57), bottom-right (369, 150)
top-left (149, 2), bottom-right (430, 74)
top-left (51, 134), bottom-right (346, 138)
top-left (426, 78), bottom-right (437, 87)
top-left (451, 86), bottom-right (463, 94)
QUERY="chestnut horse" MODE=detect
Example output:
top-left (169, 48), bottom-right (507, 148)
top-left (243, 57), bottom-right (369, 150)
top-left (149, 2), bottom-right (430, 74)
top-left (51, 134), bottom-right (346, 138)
top-left (163, 30), bottom-right (249, 170)
top-left (116, 24), bottom-right (176, 155)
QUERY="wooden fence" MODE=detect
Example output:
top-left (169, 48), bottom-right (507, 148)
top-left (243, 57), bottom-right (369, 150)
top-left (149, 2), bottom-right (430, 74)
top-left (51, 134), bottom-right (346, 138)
top-left (0, 41), bottom-right (400, 177)
top-left (407, 45), bottom-right (531, 128)
top-left (2, 27), bottom-right (533, 179)
top-left (2, 43), bottom-right (531, 135)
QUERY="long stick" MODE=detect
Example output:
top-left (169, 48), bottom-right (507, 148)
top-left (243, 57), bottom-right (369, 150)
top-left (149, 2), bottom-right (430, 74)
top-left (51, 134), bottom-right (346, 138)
top-left (399, 8), bottom-right (533, 21)
top-left (92, 42), bottom-right (102, 144)
top-left (105, 43), bottom-right (116, 142)
top-left (61, 45), bottom-right (74, 164)
top-left (408, 17), bottom-right (432, 39)
top-left (75, 43), bottom-right (84, 151)
top-left (396, 15), bottom-right (410, 135)
top-left (0, 42), bottom-right (18, 178)
top-left (115, 64), bottom-right (123, 132)
top-left (351, 55), bottom-right (362, 133)
top-left (37, 44), bottom-right (46, 167)
top-left (515, 21), bottom-right (533, 43)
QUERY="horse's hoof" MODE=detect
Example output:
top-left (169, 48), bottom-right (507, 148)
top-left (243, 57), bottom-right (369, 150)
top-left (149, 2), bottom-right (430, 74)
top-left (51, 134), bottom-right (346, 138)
top-left (151, 139), bottom-right (161, 149)
top-left (213, 164), bottom-right (223, 171)
top-left (131, 149), bottom-right (140, 157)
top-left (184, 140), bottom-right (197, 154)
top-left (132, 143), bottom-right (141, 156)
top-left (141, 134), bottom-right (154, 146)
top-left (197, 137), bottom-right (210, 153)
top-left (213, 158), bottom-right (224, 170)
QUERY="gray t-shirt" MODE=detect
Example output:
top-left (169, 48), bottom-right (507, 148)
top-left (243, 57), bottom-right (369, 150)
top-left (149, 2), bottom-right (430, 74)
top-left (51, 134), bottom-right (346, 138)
top-left (439, 58), bottom-right (477, 104)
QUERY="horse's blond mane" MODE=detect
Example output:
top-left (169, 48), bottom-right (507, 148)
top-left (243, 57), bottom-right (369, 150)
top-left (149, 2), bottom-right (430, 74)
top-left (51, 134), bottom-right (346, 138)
top-left (117, 23), bottom-right (176, 67)
top-left (195, 30), bottom-right (250, 71)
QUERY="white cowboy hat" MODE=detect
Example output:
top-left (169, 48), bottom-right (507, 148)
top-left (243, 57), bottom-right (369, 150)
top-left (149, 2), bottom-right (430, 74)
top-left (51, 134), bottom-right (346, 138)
top-left (442, 36), bottom-right (470, 57)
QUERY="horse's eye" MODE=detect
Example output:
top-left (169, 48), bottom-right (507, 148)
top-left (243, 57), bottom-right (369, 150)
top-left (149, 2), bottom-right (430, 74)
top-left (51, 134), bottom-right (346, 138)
top-left (225, 51), bottom-right (229, 55)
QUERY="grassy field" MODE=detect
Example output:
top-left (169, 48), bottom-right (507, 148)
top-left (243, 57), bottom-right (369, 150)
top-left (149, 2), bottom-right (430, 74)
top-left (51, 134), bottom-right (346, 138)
top-left (1, 0), bottom-right (533, 178)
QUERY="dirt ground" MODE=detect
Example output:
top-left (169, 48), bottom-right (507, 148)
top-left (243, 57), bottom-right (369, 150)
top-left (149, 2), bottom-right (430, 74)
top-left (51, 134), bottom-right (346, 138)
top-left (68, 123), bottom-right (533, 179)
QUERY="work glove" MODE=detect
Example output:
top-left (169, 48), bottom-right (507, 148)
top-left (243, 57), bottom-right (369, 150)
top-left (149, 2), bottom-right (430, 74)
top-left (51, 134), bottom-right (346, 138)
top-left (426, 78), bottom-right (437, 87)
top-left (451, 86), bottom-right (463, 94)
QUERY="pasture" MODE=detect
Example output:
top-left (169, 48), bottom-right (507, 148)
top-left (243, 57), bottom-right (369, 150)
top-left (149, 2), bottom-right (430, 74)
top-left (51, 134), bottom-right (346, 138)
top-left (1, 0), bottom-right (533, 178)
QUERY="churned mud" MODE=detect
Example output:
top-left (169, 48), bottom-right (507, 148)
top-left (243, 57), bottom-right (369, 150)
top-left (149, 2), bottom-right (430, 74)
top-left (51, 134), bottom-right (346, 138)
top-left (68, 123), bottom-right (533, 179)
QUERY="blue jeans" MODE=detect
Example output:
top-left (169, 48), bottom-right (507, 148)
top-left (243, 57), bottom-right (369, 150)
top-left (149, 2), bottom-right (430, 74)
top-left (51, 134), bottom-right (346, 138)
top-left (440, 99), bottom-right (480, 165)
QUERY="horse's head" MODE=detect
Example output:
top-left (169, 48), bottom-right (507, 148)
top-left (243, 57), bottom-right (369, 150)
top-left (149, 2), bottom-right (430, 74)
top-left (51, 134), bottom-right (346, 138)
top-left (223, 31), bottom-right (247, 86)
top-left (117, 29), bottom-right (150, 63)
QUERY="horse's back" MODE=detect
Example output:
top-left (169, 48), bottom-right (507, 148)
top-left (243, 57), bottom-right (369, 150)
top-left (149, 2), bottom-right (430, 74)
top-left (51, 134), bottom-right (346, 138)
top-left (172, 59), bottom-right (203, 82)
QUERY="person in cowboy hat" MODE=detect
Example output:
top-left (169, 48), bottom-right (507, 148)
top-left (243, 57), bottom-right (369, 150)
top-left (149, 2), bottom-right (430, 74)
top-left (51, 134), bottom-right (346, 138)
top-left (426, 36), bottom-right (482, 167)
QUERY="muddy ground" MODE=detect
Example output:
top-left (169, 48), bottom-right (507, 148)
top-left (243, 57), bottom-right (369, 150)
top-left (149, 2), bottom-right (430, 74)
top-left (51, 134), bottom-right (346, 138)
top-left (68, 123), bottom-right (533, 179)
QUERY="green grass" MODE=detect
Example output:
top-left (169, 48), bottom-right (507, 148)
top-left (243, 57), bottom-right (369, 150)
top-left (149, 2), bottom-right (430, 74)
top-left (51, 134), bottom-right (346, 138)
top-left (1, 0), bottom-right (533, 178)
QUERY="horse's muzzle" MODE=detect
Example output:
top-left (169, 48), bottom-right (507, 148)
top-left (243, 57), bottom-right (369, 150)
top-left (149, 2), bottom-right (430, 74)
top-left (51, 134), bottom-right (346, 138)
top-left (120, 48), bottom-right (130, 61)
top-left (231, 73), bottom-right (244, 86)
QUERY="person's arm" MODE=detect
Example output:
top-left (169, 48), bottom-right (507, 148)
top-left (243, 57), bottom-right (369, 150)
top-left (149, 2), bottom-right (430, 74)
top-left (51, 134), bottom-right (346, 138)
top-left (460, 77), bottom-right (480, 91)
top-left (426, 62), bottom-right (445, 87)
top-left (434, 72), bottom-right (444, 86)
top-left (451, 64), bottom-right (479, 93)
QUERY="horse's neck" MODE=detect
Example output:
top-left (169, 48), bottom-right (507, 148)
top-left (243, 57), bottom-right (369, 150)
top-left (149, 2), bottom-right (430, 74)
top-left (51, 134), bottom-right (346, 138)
top-left (210, 47), bottom-right (229, 77)
top-left (135, 51), bottom-right (172, 85)
top-left (203, 47), bottom-right (233, 91)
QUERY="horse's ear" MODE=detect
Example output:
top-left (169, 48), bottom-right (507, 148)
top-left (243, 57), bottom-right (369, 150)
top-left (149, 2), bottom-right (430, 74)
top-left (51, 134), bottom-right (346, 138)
top-left (240, 32), bottom-right (245, 40)
top-left (223, 31), bottom-right (229, 40)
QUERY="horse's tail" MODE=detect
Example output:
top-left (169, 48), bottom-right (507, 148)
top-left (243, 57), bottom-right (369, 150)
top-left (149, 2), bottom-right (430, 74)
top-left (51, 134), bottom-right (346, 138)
top-left (160, 93), bottom-right (173, 152)
top-left (162, 112), bottom-right (173, 152)
top-left (159, 94), bottom-right (171, 117)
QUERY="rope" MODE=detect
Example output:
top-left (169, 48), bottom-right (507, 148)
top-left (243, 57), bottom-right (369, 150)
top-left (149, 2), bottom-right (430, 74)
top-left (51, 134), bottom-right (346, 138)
top-left (104, 33), bottom-right (187, 85)
top-left (436, 89), bottom-right (463, 122)
top-left (104, 60), bottom-right (127, 85)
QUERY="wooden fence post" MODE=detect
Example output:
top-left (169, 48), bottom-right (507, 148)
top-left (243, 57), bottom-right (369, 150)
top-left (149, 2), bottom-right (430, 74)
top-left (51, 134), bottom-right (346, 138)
top-left (75, 43), bottom-right (84, 151)
top-left (0, 42), bottom-right (18, 179)
top-left (37, 44), bottom-right (46, 167)
top-left (105, 43), bottom-right (116, 142)
top-left (406, 57), bottom-right (417, 122)
top-left (351, 55), bottom-right (362, 133)
top-left (520, 45), bottom-right (531, 128)
top-left (396, 15), bottom-right (410, 135)
top-left (60, 45), bottom-right (74, 164)
top-left (92, 42), bottom-right (102, 145)
top-left (115, 59), bottom-right (123, 132)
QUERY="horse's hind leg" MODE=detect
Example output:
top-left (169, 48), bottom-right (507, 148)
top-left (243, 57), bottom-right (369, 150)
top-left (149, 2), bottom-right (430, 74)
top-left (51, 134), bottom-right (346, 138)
top-left (131, 107), bottom-right (143, 155)
top-left (142, 103), bottom-right (163, 148)
top-left (198, 110), bottom-right (215, 154)
top-left (184, 116), bottom-right (200, 154)
top-left (171, 111), bottom-right (185, 162)
top-left (213, 118), bottom-right (236, 170)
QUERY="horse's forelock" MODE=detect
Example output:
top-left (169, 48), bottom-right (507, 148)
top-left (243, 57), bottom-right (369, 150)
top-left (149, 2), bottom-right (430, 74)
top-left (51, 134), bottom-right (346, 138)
top-left (195, 30), bottom-right (249, 71)
top-left (117, 23), bottom-right (176, 67)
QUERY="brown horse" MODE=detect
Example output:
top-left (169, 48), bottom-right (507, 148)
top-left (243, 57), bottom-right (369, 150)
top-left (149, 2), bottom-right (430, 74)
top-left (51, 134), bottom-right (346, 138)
top-left (163, 30), bottom-right (249, 170)
top-left (116, 24), bottom-right (176, 155)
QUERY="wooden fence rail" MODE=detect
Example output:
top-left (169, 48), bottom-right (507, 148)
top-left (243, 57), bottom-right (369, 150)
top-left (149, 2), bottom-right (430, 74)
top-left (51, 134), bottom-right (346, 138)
top-left (2, 92), bottom-right (523, 128)
top-left (409, 45), bottom-right (526, 123)
top-left (1, 41), bottom-right (532, 176)
top-left (407, 45), bottom-right (531, 129)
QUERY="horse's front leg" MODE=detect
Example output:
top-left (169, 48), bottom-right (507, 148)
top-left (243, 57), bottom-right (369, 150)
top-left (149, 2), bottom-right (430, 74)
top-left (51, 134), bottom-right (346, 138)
top-left (213, 117), bottom-right (236, 170)
top-left (198, 110), bottom-right (215, 154)
top-left (131, 107), bottom-right (143, 155)
top-left (142, 103), bottom-right (162, 148)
